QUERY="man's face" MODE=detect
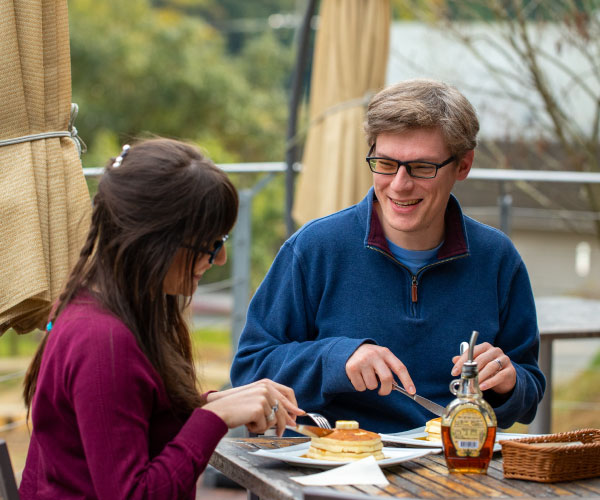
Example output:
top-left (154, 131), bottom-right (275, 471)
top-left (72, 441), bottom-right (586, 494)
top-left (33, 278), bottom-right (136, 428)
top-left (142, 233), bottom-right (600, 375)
top-left (372, 128), bottom-right (473, 250)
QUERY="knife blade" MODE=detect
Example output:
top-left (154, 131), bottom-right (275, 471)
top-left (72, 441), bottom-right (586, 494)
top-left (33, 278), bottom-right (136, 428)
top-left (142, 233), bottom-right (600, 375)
top-left (286, 424), bottom-right (334, 438)
top-left (392, 382), bottom-right (445, 417)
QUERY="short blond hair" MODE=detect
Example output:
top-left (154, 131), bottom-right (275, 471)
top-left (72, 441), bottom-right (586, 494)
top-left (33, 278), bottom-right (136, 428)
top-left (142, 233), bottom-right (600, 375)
top-left (365, 79), bottom-right (479, 159)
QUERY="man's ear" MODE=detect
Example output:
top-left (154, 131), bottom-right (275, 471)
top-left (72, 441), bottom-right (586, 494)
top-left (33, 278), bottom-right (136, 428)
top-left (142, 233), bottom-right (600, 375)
top-left (456, 150), bottom-right (474, 181)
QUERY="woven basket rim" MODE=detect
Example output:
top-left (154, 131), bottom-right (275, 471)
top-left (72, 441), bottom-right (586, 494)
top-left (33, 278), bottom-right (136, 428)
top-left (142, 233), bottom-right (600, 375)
top-left (501, 429), bottom-right (600, 482)
top-left (499, 428), bottom-right (600, 451)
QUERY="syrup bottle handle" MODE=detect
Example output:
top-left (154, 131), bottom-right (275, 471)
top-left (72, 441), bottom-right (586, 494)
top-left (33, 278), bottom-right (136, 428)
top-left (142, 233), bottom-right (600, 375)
top-left (449, 379), bottom-right (460, 395)
top-left (450, 341), bottom-right (469, 396)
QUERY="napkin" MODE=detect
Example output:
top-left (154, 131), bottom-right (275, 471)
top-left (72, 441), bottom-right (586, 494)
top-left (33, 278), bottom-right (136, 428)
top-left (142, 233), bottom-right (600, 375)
top-left (290, 456), bottom-right (389, 486)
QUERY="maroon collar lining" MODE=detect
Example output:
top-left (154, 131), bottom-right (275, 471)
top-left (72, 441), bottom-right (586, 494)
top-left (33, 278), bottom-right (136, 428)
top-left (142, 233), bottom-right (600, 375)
top-left (367, 196), bottom-right (468, 259)
top-left (438, 196), bottom-right (468, 259)
top-left (367, 203), bottom-right (391, 254)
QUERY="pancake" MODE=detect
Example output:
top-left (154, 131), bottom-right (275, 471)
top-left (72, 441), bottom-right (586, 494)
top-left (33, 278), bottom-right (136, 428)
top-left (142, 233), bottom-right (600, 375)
top-left (425, 417), bottom-right (442, 442)
top-left (306, 420), bottom-right (384, 461)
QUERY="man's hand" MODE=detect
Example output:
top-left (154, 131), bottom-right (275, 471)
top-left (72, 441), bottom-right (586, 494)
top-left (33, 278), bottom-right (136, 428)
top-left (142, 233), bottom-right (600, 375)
top-left (345, 344), bottom-right (415, 396)
top-left (451, 342), bottom-right (516, 394)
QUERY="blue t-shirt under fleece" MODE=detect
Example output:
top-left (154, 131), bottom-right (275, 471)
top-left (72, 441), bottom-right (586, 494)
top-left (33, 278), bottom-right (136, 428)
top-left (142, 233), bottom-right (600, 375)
top-left (386, 239), bottom-right (443, 275)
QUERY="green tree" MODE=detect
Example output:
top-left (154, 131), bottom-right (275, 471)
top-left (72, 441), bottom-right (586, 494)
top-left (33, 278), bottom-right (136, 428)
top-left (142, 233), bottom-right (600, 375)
top-left (69, 0), bottom-right (295, 285)
top-left (153, 0), bottom-right (299, 52)
top-left (70, 0), bottom-right (292, 165)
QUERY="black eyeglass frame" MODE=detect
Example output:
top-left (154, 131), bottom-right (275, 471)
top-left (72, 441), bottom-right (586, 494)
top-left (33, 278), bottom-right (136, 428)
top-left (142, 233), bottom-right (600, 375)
top-left (366, 144), bottom-right (456, 179)
top-left (182, 234), bottom-right (229, 264)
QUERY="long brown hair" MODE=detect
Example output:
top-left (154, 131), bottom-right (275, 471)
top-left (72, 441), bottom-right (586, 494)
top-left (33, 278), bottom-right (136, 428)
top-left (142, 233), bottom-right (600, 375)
top-left (23, 138), bottom-right (238, 415)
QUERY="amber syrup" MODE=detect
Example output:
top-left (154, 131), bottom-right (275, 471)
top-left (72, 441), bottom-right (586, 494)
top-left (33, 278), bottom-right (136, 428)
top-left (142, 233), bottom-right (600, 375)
top-left (442, 424), bottom-right (496, 473)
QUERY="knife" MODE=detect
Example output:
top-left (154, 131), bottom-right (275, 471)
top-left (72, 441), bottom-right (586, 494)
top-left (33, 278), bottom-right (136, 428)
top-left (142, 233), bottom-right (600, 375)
top-left (286, 424), bottom-right (334, 438)
top-left (392, 382), bottom-right (445, 417)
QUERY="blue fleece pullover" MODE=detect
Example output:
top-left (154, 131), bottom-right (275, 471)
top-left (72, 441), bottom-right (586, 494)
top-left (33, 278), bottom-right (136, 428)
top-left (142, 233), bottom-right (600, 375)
top-left (231, 189), bottom-right (545, 433)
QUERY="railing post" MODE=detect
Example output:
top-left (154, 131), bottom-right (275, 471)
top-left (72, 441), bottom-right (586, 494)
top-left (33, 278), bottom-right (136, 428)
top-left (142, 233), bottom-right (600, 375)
top-left (8, 332), bottom-right (18, 356)
top-left (231, 189), bottom-right (252, 354)
top-left (498, 181), bottom-right (513, 236)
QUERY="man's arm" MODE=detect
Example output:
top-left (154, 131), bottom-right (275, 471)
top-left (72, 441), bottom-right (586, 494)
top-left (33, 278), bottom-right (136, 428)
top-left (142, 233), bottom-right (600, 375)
top-left (230, 241), bottom-right (373, 410)
top-left (451, 260), bottom-right (545, 428)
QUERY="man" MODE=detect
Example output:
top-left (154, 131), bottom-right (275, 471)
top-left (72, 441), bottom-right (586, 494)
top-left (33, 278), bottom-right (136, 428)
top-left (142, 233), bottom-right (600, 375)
top-left (231, 79), bottom-right (545, 433)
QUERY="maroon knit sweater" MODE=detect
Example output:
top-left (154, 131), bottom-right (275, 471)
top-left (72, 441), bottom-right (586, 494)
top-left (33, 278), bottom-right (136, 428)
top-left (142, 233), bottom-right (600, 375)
top-left (20, 292), bottom-right (227, 499)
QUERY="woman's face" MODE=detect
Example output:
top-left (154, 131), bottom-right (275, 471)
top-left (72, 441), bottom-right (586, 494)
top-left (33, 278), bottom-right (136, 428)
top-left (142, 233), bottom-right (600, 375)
top-left (162, 243), bottom-right (227, 296)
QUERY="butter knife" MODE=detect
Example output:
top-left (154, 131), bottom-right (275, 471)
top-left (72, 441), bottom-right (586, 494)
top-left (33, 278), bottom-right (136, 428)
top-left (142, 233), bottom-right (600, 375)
top-left (286, 424), bottom-right (334, 438)
top-left (392, 382), bottom-right (445, 417)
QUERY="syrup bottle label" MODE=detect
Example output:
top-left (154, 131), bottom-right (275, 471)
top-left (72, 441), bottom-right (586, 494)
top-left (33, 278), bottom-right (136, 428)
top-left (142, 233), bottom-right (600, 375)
top-left (449, 408), bottom-right (488, 457)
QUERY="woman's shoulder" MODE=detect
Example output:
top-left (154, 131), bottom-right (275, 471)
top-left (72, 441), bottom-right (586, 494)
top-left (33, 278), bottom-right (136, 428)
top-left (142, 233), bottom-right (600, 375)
top-left (60, 292), bottom-right (125, 325)
top-left (51, 293), bottom-right (139, 355)
top-left (41, 293), bottom-right (164, 408)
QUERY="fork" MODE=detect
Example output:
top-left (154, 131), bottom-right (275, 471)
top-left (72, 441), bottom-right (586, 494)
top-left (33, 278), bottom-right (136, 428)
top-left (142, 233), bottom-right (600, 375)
top-left (304, 412), bottom-right (332, 429)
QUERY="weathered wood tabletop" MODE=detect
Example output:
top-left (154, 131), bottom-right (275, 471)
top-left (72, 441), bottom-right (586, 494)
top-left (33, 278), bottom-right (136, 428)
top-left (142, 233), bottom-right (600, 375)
top-left (209, 437), bottom-right (600, 500)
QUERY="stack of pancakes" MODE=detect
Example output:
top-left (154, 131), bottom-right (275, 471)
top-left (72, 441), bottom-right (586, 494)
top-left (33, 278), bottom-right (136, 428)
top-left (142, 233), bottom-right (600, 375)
top-left (306, 420), bottom-right (384, 461)
top-left (424, 417), bottom-right (442, 442)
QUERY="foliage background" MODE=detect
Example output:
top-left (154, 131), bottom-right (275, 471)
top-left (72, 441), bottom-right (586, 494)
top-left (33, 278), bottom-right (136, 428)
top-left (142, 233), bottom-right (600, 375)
top-left (70, 0), bottom-right (300, 289)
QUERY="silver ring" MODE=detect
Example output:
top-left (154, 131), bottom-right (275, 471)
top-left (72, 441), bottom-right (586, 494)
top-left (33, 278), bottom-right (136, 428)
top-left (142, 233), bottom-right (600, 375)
top-left (267, 399), bottom-right (279, 422)
top-left (495, 358), bottom-right (503, 371)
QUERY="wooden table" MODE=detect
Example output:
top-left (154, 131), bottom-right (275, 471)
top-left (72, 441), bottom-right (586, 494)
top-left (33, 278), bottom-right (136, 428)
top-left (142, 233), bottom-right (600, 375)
top-left (209, 437), bottom-right (600, 500)
top-left (531, 297), bottom-right (600, 434)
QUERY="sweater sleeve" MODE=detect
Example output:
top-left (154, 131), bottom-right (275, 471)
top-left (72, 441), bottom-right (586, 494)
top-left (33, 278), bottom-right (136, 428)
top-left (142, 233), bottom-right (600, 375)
top-left (231, 241), bottom-right (373, 409)
top-left (489, 260), bottom-right (546, 428)
top-left (68, 322), bottom-right (227, 500)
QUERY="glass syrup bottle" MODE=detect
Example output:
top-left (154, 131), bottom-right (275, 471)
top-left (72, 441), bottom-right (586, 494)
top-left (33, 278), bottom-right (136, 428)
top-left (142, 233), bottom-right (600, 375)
top-left (442, 330), bottom-right (497, 473)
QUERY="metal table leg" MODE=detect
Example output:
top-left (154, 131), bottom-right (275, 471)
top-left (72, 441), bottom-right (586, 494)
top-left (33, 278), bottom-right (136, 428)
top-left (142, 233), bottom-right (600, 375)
top-left (529, 338), bottom-right (552, 434)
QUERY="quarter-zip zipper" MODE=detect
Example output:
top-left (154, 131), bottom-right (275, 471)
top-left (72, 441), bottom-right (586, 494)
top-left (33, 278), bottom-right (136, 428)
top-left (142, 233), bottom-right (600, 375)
top-left (367, 244), bottom-right (469, 309)
top-left (411, 275), bottom-right (418, 302)
top-left (409, 255), bottom-right (468, 304)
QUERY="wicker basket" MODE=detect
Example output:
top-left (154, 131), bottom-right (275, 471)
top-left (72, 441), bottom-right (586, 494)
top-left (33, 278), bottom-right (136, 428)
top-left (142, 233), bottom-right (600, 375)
top-left (499, 429), bottom-right (600, 483)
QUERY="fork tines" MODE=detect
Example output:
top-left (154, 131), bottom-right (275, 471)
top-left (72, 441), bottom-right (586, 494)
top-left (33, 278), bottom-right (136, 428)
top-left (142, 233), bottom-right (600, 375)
top-left (305, 412), bottom-right (332, 429)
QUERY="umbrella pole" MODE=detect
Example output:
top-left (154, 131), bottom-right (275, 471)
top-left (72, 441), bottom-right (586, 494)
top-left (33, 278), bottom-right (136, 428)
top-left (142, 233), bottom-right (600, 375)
top-left (285, 0), bottom-right (318, 237)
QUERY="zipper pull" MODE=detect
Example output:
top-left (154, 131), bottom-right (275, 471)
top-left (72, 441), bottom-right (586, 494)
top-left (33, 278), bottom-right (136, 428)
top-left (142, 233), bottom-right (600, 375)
top-left (411, 275), bottom-right (418, 302)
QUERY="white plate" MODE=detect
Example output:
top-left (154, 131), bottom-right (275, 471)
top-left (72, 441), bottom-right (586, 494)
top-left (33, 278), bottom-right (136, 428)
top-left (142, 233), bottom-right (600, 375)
top-left (252, 442), bottom-right (440, 469)
top-left (380, 427), bottom-right (538, 453)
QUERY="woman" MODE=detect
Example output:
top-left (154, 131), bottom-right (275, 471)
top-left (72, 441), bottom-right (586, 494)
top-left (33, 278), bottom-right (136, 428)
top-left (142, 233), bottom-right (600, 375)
top-left (20, 138), bottom-right (302, 499)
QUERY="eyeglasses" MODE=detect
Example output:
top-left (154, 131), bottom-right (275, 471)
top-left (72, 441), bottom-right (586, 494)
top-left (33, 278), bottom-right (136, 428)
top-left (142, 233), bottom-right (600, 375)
top-left (182, 235), bottom-right (229, 264)
top-left (366, 144), bottom-right (455, 179)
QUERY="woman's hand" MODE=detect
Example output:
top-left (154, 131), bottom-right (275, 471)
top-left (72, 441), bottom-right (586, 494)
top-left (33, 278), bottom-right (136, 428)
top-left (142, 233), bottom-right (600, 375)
top-left (451, 342), bottom-right (516, 394)
top-left (203, 379), bottom-right (304, 436)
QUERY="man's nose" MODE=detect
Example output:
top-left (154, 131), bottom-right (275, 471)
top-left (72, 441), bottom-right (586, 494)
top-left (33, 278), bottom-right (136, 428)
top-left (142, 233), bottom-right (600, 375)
top-left (390, 165), bottom-right (414, 189)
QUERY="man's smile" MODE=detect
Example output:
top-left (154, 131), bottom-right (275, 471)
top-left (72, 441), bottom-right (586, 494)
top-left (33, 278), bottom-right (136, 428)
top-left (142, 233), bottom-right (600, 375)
top-left (392, 198), bottom-right (421, 207)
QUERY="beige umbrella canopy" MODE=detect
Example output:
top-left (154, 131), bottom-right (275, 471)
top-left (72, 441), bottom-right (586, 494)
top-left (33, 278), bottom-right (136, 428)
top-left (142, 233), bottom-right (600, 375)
top-left (293, 0), bottom-right (390, 225)
top-left (0, 0), bottom-right (91, 334)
